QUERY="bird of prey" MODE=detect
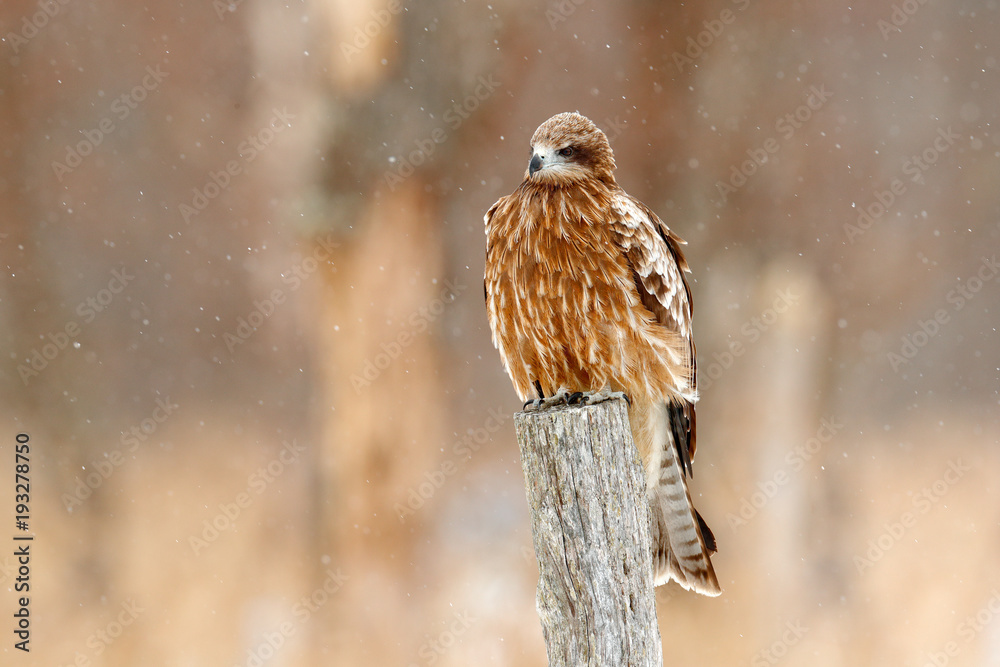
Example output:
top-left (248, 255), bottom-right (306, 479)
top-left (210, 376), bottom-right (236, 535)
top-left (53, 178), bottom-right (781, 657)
top-left (484, 112), bottom-right (720, 596)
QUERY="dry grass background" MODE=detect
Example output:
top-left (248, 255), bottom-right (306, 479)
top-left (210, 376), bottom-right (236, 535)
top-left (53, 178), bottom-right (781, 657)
top-left (1, 0), bottom-right (998, 665)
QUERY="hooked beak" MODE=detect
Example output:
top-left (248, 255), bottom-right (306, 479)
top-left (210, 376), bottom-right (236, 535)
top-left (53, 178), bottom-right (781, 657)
top-left (528, 153), bottom-right (543, 176)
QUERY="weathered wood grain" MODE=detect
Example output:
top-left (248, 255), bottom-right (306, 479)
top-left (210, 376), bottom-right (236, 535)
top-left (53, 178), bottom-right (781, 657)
top-left (515, 398), bottom-right (663, 667)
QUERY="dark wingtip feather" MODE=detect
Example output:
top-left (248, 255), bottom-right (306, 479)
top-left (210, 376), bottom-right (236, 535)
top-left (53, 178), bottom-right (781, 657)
top-left (668, 402), bottom-right (694, 478)
top-left (695, 509), bottom-right (717, 553)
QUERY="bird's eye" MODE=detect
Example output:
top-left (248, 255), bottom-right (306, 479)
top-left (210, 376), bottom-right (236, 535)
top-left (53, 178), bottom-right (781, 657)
top-left (558, 147), bottom-right (575, 157)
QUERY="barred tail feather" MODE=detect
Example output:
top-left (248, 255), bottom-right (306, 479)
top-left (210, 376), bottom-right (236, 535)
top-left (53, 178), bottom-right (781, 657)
top-left (650, 469), bottom-right (721, 596)
top-left (634, 401), bottom-right (720, 596)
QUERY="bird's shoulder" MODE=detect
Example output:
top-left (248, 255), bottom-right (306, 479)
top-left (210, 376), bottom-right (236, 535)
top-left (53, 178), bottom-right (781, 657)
top-left (607, 189), bottom-right (690, 272)
top-left (484, 190), bottom-right (526, 261)
top-left (483, 193), bottom-right (511, 230)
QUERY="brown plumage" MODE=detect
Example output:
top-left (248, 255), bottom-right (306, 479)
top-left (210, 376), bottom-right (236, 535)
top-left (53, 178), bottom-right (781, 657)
top-left (484, 112), bottom-right (720, 596)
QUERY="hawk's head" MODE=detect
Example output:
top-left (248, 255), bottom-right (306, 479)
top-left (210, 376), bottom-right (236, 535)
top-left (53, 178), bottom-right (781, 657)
top-left (525, 112), bottom-right (617, 186)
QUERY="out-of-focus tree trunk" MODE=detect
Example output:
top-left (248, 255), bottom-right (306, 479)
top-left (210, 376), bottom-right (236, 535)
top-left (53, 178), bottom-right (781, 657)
top-left (316, 180), bottom-right (451, 663)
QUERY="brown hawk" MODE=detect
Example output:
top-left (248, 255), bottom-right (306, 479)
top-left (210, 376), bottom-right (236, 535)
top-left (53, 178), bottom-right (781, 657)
top-left (484, 112), bottom-right (720, 596)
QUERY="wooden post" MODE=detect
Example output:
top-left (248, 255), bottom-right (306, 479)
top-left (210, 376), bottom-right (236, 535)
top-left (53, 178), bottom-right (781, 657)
top-left (515, 399), bottom-right (664, 667)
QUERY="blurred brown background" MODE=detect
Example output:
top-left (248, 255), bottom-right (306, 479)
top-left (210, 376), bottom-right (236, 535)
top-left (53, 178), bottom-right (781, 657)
top-left (1, 0), bottom-right (998, 665)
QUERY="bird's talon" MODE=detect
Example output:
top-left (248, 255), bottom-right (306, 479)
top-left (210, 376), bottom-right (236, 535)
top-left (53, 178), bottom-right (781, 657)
top-left (565, 389), bottom-right (632, 407)
top-left (523, 398), bottom-right (547, 412)
top-left (523, 388), bottom-right (635, 412)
